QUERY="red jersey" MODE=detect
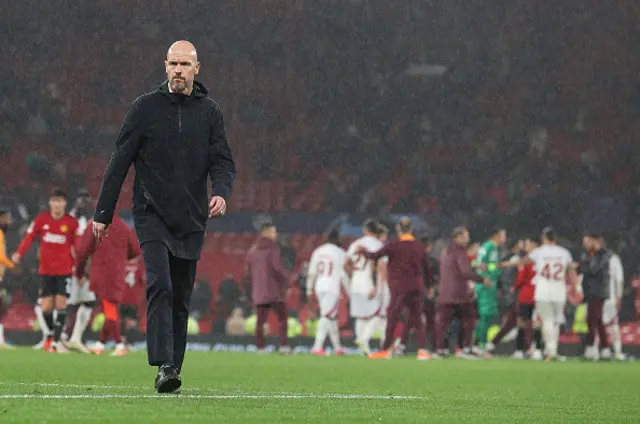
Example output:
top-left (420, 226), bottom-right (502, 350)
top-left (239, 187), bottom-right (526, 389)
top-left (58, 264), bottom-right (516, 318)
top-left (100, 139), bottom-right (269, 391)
top-left (17, 212), bottom-right (79, 276)
top-left (121, 261), bottom-right (145, 306)
top-left (514, 263), bottom-right (535, 305)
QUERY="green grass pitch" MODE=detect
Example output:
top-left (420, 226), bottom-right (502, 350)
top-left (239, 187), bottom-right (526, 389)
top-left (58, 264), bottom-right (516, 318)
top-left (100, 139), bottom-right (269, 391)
top-left (0, 349), bottom-right (638, 423)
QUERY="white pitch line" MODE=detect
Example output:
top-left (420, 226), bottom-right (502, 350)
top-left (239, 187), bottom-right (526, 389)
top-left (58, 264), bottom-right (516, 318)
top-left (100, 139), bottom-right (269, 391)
top-left (0, 381), bottom-right (198, 392)
top-left (0, 394), bottom-right (422, 400)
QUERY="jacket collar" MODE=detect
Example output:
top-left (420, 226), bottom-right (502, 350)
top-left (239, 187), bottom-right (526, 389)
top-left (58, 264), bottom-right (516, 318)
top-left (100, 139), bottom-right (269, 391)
top-left (399, 234), bottom-right (415, 242)
top-left (158, 80), bottom-right (208, 102)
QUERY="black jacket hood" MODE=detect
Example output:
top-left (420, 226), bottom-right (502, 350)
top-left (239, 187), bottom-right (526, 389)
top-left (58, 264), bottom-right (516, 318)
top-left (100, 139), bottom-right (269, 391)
top-left (158, 80), bottom-right (208, 99)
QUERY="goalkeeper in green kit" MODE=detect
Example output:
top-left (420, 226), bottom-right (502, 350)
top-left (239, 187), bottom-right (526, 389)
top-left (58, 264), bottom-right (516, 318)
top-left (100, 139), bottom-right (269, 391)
top-left (473, 227), bottom-right (507, 351)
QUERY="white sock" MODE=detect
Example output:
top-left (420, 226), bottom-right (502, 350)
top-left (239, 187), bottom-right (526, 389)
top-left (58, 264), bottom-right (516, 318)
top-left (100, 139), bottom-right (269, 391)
top-left (610, 323), bottom-right (622, 357)
top-left (355, 319), bottom-right (366, 344)
top-left (328, 320), bottom-right (342, 351)
top-left (70, 305), bottom-right (93, 343)
top-left (115, 342), bottom-right (126, 351)
top-left (359, 318), bottom-right (377, 349)
top-left (313, 318), bottom-right (330, 351)
top-left (0, 323), bottom-right (5, 344)
top-left (34, 305), bottom-right (52, 338)
top-left (542, 321), bottom-right (556, 356)
top-left (376, 317), bottom-right (387, 346)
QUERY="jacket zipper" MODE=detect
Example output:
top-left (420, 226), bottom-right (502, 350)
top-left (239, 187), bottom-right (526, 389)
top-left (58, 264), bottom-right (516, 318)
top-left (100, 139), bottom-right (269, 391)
top-left (178, 103), bottom-right (182, 137)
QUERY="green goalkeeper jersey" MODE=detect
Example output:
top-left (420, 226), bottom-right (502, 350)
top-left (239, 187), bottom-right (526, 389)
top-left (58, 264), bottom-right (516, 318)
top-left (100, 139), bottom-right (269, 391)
top-left (474, 240), bottom-right (502, 314)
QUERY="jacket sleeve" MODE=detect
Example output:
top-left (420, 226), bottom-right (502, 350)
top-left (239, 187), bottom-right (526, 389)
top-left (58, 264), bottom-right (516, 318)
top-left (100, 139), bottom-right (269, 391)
top-left (16, 216), bottom-right (42, 257)
top-left (209, 103), bottom-right (237, 202)
top-left (610, 255), bottom-right (624, 299)
top-left (270, 247), bottom-right (290, 287)
top-left (423, 252), bottom-right (434, 288)
top-left (456, 252), bottom-right (484, 282)
top-left (363, 244), bottom-right (391, 262)
top-left (75, 225), bottom-right (97, 279)
top-left (94, 98), bottom-right (144, 225)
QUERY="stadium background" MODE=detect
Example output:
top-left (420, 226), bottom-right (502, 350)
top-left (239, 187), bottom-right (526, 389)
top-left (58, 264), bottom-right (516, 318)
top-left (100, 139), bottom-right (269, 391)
top-left (2, 0), bottom-right (640, 347)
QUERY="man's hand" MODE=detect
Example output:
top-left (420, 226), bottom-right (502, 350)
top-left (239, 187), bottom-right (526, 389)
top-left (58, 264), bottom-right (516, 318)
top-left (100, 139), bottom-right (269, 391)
top-left (426, 287), bottom-right (435, 300)
top-left (78, 277), bottom-right (88, 287)
top-left (483, 278), bottom-right (493, 288)
top-left (92, 221), bottom-right (109, 243)
top-left (11, 253), bottom-right (20, 265)
top-left (617, 297), bottom-right (622, 311)
top-left (209, 196), bottom-right (227, 218)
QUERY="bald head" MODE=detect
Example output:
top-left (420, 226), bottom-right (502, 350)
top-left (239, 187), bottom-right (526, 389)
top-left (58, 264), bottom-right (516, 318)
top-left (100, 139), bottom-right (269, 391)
top-left (167, 40), bottom-right (198, 61)
top-left (165, 40), bottom-right (200, 95)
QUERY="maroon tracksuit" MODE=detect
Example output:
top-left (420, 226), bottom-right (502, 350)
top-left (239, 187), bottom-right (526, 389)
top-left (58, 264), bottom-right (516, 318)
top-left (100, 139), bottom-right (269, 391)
top-left (436, 241), bottom-right (484, 352)
top-left (244, 236), bottom-right (290, 349)
top-left (363, 235), bottom-right (433, 351)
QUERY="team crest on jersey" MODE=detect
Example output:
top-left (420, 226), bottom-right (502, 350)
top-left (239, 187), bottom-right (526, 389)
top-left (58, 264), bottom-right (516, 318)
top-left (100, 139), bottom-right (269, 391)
top-left (43, 224), bottom-right (49, 230)
top-left (60, 225), bottom-right (68, 233)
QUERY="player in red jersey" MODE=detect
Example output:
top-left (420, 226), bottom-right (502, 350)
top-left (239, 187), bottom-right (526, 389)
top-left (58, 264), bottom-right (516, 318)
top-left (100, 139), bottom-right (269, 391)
top-left (121, 257), bottom-right (146, 349)
top-left (12, 189), bottom-right (79, 353)
top-left (75, 215), bottom-right (140, 356)
top-left (512, 237), bottom-right (538, 357)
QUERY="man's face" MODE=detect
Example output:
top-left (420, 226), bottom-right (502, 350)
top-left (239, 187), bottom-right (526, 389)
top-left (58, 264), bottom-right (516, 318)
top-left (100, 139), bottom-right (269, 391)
top-left (0, 214), bottom-right (12, 227)
top-left (49, 197), bottom-right (67, 216)
top-left (165, 51), bottom-right (200, 93)
top-left (424, 243), bottom-right (433, 254)
top-left (458, 230), bottom-right (470, 246)
top-left (263, 226), bottom-right (278, 241)
top-left (496, 230), bottom-right (507, 245)
top-left (583, 236), bottom-right (593, 250)
top-left (524, 239), bottom-right (537, 253)
top-left (379, 233), bottom-right (388, 243)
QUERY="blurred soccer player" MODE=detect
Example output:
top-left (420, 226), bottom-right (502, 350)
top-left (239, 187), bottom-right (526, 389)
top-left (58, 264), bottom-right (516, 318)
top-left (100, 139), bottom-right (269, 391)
top-left (436, 227), bottom-right (487, 358)
top-left (358, 224), bottom-right (390, 352)
top-left (244, 223), bottom-right (291, 353)
top-left (526, 227), bottom-right (576, 362)
top-left (0, 210), bottom-right (15, 349)
top-left (359, 217), bottom-right (433, 360)
top-left (121, 257), bottom-right (146, 349)
top-left (473, 227), bottom-right (506, 353)
top-left (306, 230), bottom-right (348, 356)
top-left (13, 189), bottom-right (78, 353)
top-left (75, 215), bottom-right (141, 357)
top-left (578, 233), bottom-right (612, 361)
top-left (65, 190), bottom-right (96, 353)
top-left (345, 219), bottom-right (382, 354)
top-left (511, 237), bottom-right (538, 357)
top-left (602, 238), bottom-right (625, 360)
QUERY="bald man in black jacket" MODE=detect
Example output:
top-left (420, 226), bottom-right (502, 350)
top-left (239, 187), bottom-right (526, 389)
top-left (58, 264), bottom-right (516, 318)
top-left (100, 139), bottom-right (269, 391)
top-left (93, 40), bottom-right (236, 392)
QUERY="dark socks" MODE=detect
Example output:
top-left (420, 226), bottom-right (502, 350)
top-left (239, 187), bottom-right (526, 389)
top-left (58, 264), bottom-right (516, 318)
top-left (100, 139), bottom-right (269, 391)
top-left (54, 309), bottom-right (68, 342)
top-left (43, 311), bottom-right (55, 336)
top-left (515, 328), bottom-right (525, 351)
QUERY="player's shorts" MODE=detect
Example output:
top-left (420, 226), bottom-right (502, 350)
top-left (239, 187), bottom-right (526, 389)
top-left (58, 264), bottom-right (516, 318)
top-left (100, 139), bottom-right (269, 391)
top-left (535, 300), bottom-right (566, 325)
top-left (316, 291), bottom-right (340, 319)
top-left (40, 275), bottom-right (72, 298)
top-left (67, 277), bottom-right (96, 305)
top-left (518, 303), bottom-right (535, 320)
top-left (350, 293), bottom-right (378, 319)
top-left (601, 299), bottom-right (618, 325)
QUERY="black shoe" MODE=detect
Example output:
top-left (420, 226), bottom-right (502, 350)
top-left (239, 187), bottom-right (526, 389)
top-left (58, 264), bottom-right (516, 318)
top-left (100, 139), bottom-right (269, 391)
top-left (155, 365), bottom-right (182, 394)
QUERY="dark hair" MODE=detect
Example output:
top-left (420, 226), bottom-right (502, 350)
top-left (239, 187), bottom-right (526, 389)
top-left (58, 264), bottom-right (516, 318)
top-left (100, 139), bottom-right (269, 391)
top-left (541, 226), bottom-right (556, 242)
top-left (327, 229), bottom-right (340, 245)
top-left (419, 235), bottom-right (431, 246)
top-left (363, 219), bottom-right (379, 234)
top-left (50, 188), bottom-right (68, 200)
top-left (0, 210), bottom-right (9, 218)
top-left (397, 216), bottom-right (412, 234)
top-left (375, 224), bottom-right (389, 237)
top-left (452, 226), bottom-right (467, 239)
top-left (526, 234), bottom-right (540, 244)
top-left (491, 227), bottom-right (506, 237)
top-left (584, 230), bottom-right (601, 239)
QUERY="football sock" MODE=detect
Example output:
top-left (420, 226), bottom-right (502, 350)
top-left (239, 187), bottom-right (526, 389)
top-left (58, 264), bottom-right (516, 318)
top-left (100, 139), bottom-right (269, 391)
top-left (328, 320), bottom-right (342, 351)
top-left (54, 309), bottom-right (68, 342)
top-left (70, 304), bottom-right (93, 343)
top-left (610, 323), bottom-right (622, 357)
top-left (313, 317), bottom-right (330, 351)
top-left (43, 311), bottom-right (55, 338)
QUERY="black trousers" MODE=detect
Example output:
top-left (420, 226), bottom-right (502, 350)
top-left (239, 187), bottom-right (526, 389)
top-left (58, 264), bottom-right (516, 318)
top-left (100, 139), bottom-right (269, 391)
top-left (142, 241), bottom-right (197, 372)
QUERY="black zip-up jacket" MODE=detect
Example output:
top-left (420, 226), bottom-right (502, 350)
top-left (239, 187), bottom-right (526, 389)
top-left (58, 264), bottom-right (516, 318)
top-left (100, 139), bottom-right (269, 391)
top-left (94, 81), bottom-right (236, 260)
top-left (578, 248), bottom-right (612, 301)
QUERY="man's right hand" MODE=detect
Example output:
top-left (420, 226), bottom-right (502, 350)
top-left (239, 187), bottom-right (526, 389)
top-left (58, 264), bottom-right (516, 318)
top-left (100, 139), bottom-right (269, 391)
top-left (11, 253), bottom-right (20, 265)
top-left (483, 278), bottom-right (493, 288)
top-left (92, 221), bottom-right (109, 243)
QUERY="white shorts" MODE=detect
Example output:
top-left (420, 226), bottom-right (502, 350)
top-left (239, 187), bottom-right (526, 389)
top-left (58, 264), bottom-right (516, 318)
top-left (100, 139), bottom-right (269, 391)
top-left (316, 291), bottom-right (340, 319)
top-left (535, 300), bottom-right (566, 325)
top-left (602, 299), bottom-right (618, 325)
top-left (350, 293), bottom-right (378, 319)
top-left (67, 277), bottom-right (96, 305)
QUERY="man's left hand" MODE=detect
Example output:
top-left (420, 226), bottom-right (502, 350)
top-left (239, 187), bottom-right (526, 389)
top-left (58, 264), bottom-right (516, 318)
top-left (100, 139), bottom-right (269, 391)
top-left (209, 196), bottom-right (227, 218)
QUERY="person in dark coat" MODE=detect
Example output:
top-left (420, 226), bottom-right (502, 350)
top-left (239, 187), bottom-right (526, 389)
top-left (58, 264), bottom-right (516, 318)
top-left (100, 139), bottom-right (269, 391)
top-left (244, 223), bottom-right (291, 353)
top-left (92, 40), bottom-right (236, 393)
top-left (436, 227), bottom-right (488, 358)
top-left (579, 233), bottom-right (613, 359)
